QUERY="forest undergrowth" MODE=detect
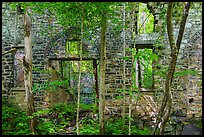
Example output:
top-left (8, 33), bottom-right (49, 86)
top-left (2, 99), bottom-right (151, 135)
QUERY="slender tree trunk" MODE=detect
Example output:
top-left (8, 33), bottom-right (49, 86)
top-left (122, 2), bottom-right (126, 118)
top-left (128, 3), bottom-right (139, 134)
top-left (23, 8), bottom-right (36, 134)
top-left (93, 60), bottom-right (99, 107)
top-left (99, 10), bottom-right (107, 135)
top-left (159, 3), bottom-right (176, 134)
top-left (76, 8), bottom-right (84, 135)
top-left (160, 2), bottom-right (191, 135)
top-left (153, 2), bottom-right (191, 135)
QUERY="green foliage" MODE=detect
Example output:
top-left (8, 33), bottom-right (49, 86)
top-left (172, 2), bottom-right (184, 25)
top-left (26, 2), bottom-right (114, 41)
top-left (196, 120), bottom-right (202, 128)
top-left (36, 120), bottom-right (56, 135)
top-left (5, 2), bottom-right (201, 135)
top-left (33, 79), bottom-right (69, 93)
top-left (105, 118), bottom-right (151, 135)
top-left (71, 61), bottom-right (93, 73)
top-left (138, 3), bottom-right (154, 34)
top-left (34, 103), bottom-right (76, 135)
top-left (132, 127), bottom-right (151, 135)
top-left (9, 2), bottom-right (18, 10)
top-left (67, 41), bottom-right (80, 56)
top-left (173, 69), bottom-right (199, 77)
top-left (133, 48), bottom-right (158, 88)
top-left (105, 118), bottom-right (128, 135)
top-left (2, 103), bottom-right (31, 135)
top-left (155, 66), bottom-right (199, 78)
top-left (79, 114), bottom-right (151, 135)
top-left (154, 66), bottom-right (168, 77)
top-left (138, 49), bottom-right (153, 85)
top-left (123, 56), bottom-right (130, 61)
top-left (9, 2), bottom-right (27, 11)
top-left (80, 116), bottom-right (99, 135)
top-left (32, 66), bottom-right (49, 74)
top-left (80, 103), bottom-right (93, 110)
top-left (2, 102), bottom-right (152, 135)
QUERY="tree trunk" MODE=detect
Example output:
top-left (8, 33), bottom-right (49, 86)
top-left (160, 2), bottom-right (191, 135)
top-left (153, 2), bottom-right (191, 135)
top-left (93, 60), bottom-right (99, 107)
top-left (122, 2), bottom-right (126, 118)
top-left (99, 10), bottom-right (107, 135)
top-left (129, 3), bottom-right (139, 134)
top-left (76, 8), bottom-right (84, 135)
top-left (23, 9), bottom-right (36, 134)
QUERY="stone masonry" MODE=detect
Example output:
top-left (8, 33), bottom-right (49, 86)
top-left (2, 2), bottom-right (202, 127)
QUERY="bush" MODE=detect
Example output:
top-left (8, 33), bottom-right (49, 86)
top-left (2, 102), bottom-right (151, 135)
top-left (2, 103), bottom-right (31, 135)
top-left (105, 117), bottom-right (151, 135)
top-left (80, 118), bottom-right (99, 135)
top-left (34, 103), bottom-right (77, 135)
top-left (79, 115), bottom-right (151, 135)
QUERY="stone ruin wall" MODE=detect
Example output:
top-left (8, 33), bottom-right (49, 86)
top-left (104, 3), bottom-right (202, 121)
top-left (153, 3), bottom-right (202, 119)
top-left (2, 3), bottom-right (64, 110)
top-left (2, 3), bottom-right (99, 110)
top-left (2, 3), bottom-right (202, 120)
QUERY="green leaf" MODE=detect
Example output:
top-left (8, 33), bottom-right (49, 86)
top-left (123, 56), bottom-right (130, 61)
top-left (9, 3), bottom-right (17, 10)
top-left (115, 95), bottom-right (124, 99)
top-left (125, 47), bottom-right (131, 52)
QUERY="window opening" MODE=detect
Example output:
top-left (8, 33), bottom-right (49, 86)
top-left (138, 3), bottom-right (154, 34)
top-left (133, 44), bottom-right (154, 90)
top-left (14, 48), bottom-right (25, 87)
top-left (66, 40), bottom-right (80, 57)
top-left (48, 58), bottom-right (98, 105)
top-left (48, 38), bottom-right (99, 104)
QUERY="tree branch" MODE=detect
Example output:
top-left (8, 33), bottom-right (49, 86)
top-left (2, 48), bottom-right (16, 55)
top-left (157, 2), bottom-right (191, 135)
top-left (152, 3), bottom-right (175, 135)
top-left (166, 2), bottom-right (175, 51)
top-left (176, 2), bottom-right (191, 51)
